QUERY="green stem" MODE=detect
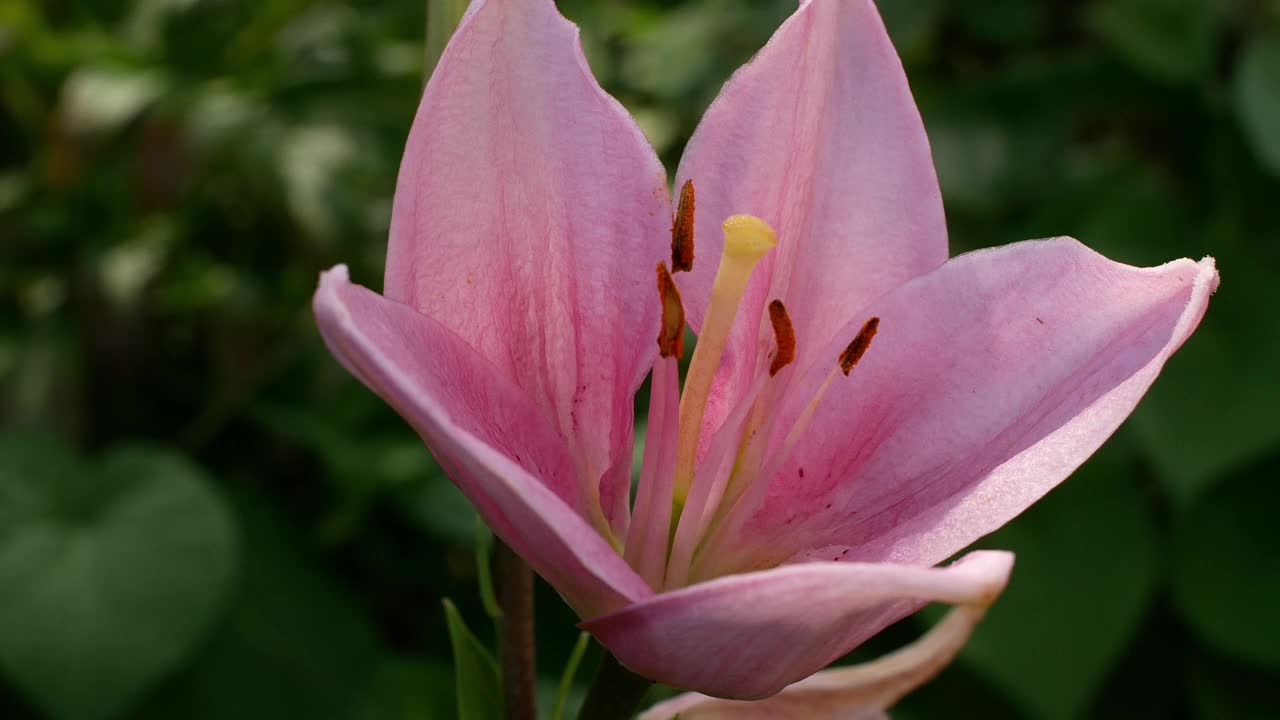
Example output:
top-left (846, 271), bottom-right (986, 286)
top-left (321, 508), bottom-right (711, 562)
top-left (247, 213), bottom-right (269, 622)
top-left (494, 540), bottom-right (537, 720)
top-left (577, 652), bottom-right (654, 720)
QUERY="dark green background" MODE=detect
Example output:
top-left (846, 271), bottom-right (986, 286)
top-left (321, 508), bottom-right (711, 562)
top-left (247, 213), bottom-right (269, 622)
top-left (2, 0), bottom-right (1278, 718)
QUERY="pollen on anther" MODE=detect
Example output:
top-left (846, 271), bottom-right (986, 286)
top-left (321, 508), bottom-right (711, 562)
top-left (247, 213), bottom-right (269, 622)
top-left (839, 317), bottom-right (880, 375)
top-left (671, 180), bottom-right (695, 272)
top-left (767, 299), bottom-right (796, 376)
top-left (656, 262), bottom-right (686, 357)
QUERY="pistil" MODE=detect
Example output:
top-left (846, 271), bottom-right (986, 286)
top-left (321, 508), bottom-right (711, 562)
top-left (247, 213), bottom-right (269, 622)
top-left (671, 215), bottom-right (777, 509)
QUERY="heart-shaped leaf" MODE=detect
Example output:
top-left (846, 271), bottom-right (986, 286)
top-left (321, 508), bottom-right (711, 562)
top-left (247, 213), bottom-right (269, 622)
top-left (0, 433), bottom-right (237, 720)
top-left (949, 442), bottom-right (1159, 720)
top-left (1172, 451), bottom-right (1280, 671)
top-left (135, 490), bottom-right (382, 719)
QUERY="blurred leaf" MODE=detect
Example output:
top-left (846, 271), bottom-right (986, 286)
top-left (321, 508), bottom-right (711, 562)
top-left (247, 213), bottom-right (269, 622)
top-left (1186, 651), bottom-right (1280, 720)
top-left (123, 0), bottom-right (202, 53)
top-left (621, 3), bottom-right (729, 99)
top-left (59, 65), bottom-right (166, 135)
top-left (0, 434), bottom-right (237, 720)
top-left (426, 0), bottom-right (469, 80)
top-left (1233, 34), bottom-right (1280, 175)
top-left (891, 659), bottom-right (1027, 720)
top-left (1088, 0), bottom-right (1216, 84)
top-left (137, 490), bottom-right (383, 719)
top-left (927, 113), bottom-right (1012, 215)
top-left (443, 598), bottom-right (503, 720)
top-left (354, 657), bottom-right (455, 720)
top-left (955, 1), bottom-right (1042, 48)
top-left (877, 0), bottom-right (944, 61)
top-left (949, 443), bottom-right (1158, 720)
top-left (1172, 451), bottom-right (1280, 671)
top-left (402, 474), bottom-right (479, 546)
top-left (278, 123), bottom-right (362, 241)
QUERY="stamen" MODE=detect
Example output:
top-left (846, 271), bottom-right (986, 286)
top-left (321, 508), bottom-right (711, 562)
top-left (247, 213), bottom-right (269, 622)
top-left (671, 180), bottom-right (695, 272)
top-left (839, 317), bottom-right (879, 375)
top-left (689, 317), bottom-right (883, 579)
top-left (767, 299), bottom-right (796, 376)
top-left (656, 263), bottom-right (686, 358)
top-left (671, 215), bottom-right (777, 507)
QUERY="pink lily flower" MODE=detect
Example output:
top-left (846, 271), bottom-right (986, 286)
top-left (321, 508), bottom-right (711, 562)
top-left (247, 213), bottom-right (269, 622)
top-left (313, 0), bottom-right (1216, 702)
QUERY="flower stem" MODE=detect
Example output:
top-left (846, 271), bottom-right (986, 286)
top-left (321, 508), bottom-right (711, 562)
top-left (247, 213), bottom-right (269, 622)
top-left (577, 652), bottom-right (654, 720)
top-left (494, 540), bottom-right (537, 720)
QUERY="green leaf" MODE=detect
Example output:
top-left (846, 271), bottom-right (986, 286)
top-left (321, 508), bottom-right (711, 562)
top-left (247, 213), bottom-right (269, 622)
top-left (135, 490), bottom-right (383, 719)
top-left (1088, 0), bottom-right (1217, 84)
top-left (1172, 451), bottom-right (1280, 671)
top-left (1186, 651), bottom-right (1280, 720)
top-left (443, 598), bottom-right (503, 720)
top-left (1233, 34), bottom-right (1280, 176)
top-left (949, 442), bottom-right (1158, 720)
top-left (0, 434), bottom-right (237, 720)
top-left (474, 520), bottom-right (501, 619)
top-left (550, 632), bottom-right (591, 720)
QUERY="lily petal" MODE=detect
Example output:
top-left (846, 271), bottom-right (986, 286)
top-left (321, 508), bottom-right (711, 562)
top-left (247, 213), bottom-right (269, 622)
top-left (639, 601), bottom-right (992, 719)
top-left (386, 0), bottom-right (672, 534)
top-left (313, 267), bottom-right (653, 618)
top-left (582, 550), bottom-right (1012, 700)
top-left (703, 238), bottom-right (1216, 576)
top-left (675, 0), bottom-right (946, 436)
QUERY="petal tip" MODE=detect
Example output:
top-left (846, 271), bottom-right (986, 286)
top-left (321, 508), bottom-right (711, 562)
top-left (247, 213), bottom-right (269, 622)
top-left (953, 549), bottom-right (1015, 606)
top-left (313, 264), bottom-right (353, 322)
top-left (1196, 255), bottom-right (1220, 294)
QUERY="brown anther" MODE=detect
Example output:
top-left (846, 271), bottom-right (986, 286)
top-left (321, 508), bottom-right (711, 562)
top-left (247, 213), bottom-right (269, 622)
top-left (767, 299), bottom-right (796, 376)
top-left (656, 262), bottom-right (686, 357)
top-left (839, 317), bottom-right (880, 375)
top-left (671, 179), bottom-right (695, 272)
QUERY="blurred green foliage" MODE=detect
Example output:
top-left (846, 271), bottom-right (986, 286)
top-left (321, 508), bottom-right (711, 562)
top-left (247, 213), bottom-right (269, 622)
top-left (2, 0), bottom-right (1279, 718)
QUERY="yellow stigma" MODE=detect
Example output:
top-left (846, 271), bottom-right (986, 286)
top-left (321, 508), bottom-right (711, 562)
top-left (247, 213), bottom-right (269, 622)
top-left (671, 214), bottom-right (777, 508)
top-left (721, 214), bottom-right (777, 261)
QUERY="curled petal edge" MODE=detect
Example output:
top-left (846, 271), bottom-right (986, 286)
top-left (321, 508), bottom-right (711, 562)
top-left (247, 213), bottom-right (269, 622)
top-left (584, 550), bottom-right (1013, 699)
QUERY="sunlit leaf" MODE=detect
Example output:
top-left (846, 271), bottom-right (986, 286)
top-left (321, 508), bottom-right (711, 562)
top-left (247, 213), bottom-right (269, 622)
top-left (59, 65), bottom-right (166, 135)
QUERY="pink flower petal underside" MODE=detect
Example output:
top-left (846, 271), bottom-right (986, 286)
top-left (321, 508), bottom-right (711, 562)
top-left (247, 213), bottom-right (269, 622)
top-left (385, 0), bottom-right (672, 535)
top-left (674, 0), bottom-right (946, 440)
top-left (313, 267), bottom-right (652, 618)
top-left (639, 600), bottom-right (990, 719)
top-left (582, 550), bottom-right (1012, 700)
top-left (702, 238), bottom-right (1216, 577)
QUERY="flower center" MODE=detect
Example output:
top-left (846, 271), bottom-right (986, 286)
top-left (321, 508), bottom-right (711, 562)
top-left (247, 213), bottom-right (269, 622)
top-left (625, 181), bottom-right (880, 591)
